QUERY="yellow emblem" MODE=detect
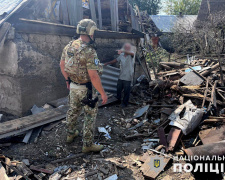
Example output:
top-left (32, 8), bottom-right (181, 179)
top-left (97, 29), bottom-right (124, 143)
top-left (154, 159), bottom-right (160, 168)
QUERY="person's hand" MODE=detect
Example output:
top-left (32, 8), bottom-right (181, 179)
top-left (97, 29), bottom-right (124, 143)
top-left (104, 63), bottom-right (108, 66)
top-left (66, 81), bottom-right (70, 90)
top-left (117, 50), bottom-right (122, 55)
top-left (101, 93), bottom-right (108, 105)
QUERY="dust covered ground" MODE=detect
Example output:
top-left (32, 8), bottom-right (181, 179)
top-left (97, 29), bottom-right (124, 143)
top-left (0, 102), bottom-right (194, 180)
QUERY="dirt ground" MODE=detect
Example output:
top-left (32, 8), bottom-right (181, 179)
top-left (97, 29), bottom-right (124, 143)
top-left (1, 101), bottom-right (196, 180)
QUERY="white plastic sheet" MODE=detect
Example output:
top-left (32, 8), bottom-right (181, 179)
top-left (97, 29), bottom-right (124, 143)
top-left (169, 100), bottom-right (204, 135)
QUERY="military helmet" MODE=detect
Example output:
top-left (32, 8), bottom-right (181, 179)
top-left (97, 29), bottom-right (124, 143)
top-left (77, 19), bottom-right (98, 36)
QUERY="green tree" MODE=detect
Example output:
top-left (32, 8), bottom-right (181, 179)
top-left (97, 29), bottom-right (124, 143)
top-left (164, 0), bottom-right (201, 15)
top-left (129, 0), bottom-right (161, 15)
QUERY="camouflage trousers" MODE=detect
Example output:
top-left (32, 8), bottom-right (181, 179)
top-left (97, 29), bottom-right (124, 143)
top-left (66, 83), bottom-right (98, 147)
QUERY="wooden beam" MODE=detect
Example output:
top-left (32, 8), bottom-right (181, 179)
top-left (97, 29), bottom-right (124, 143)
top-left (203, 119), bottom-right (225, 123)
top-left (110, 0), bottom-right (118, 31)
top-left (90, 0), bottom-right (97, 23)
top-left (202, 77), bottom-right (209, 108)
top-left (115, 0), bottom-right (119, 31)
top-left (211, 80), bottom-right (218, 108)
top-left (129, 4), bottom-right (139, 31)
top-left (183, 93), bottom-right (225, 106)
top-left (15, 18), bottom-right (142, 39)
top-left (200, 63), bottom-right (219, 76)
top-left (97, 0), bottom-right (103, 29)
top-left (218, 55), bottom-right (224, 86)
top-left (0, 106), bottom-right (68, 139)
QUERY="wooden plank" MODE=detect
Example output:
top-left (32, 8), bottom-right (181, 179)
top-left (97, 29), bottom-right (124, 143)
top-left (211, 80), bottom-right (218, 108)
top-left (139, 152), bottom-right (150, 163)
top-left (183, 93), bottom-right (225, 106)
top-left (95, 30), bottom-right (142, 39)
top-left (140, 155), bottom-right (170, 179)
top-left (90, 0), bottom-right (97, 23)
top-left (209, 116), bottom-right (225, 119)
top-left (110, 0), bottom-right (115, 31)
top-left (203, 119), bottom-right (225, 123)
top-left (30, 165), bottom-right (53, 174)
top-left (129, 4), bottom-right (139, 31)
top-left (200, 63), bottom-right (219, 76)
top-left (144, 34), bottom-right (157, 79)
top-left (0, 106), bottom-right (68, 139)
top-left (97, 0), bottom-right (103, 29)
top-left (60, 0), bottom-right (70, 25)
top-left (218, 56), bottom-right (224, 86)
top-left (202, 77), bottom-right (209, 108)
top-left (115, 0), bottom-right (119, 31)
top-left (167, 127), bottom-right (183, 152)
top-left (110, 0), bottom-right (118, 31)
top-left (15, 19), bottom-right (143, 39)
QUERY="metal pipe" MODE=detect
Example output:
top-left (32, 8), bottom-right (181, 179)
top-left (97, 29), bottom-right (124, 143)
top-left (184, 141), bottom-right (225, 159)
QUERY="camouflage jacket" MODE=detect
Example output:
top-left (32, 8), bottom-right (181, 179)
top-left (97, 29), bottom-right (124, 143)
top-left (61, 39), bottom-right (101, 84)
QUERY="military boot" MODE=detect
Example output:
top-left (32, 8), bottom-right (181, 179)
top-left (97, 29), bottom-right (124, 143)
top-left (82, 144), bottom-right (104, 153)
top-left (66, 130), bottom-right (79, 144)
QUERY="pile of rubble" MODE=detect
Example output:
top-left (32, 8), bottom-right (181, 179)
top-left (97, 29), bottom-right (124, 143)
top-left (118, 58), bottom-right (225, 179)
top-left (0, 58), bottom-right (224, 179)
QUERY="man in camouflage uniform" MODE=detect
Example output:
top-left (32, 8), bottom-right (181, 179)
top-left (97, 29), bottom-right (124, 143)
top-left (60, 19), bottom-right (108, 153)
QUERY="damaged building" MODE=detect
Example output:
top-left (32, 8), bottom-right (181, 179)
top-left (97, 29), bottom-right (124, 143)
top-left (0, 0), bottom-right (146, 116)
top-left (0, 0), bottom-right (224, 180)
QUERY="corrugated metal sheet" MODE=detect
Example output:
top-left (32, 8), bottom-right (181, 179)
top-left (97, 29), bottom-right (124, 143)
top-left (150, 15), bottom-right (197, 33)
top-left (101, 65), bottom-right (120, 94)
top-left (67, 0), bottom-right (83, 26)
top-left (0, 0), bottom-right (23, 16)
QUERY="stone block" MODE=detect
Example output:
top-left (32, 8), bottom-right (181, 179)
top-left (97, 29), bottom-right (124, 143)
top-left (29, 34), bottom-right (46, 43)
top-left (21, 33), bottom-right (29, 42)
top-left (45, 35), bottom-right (60, 43)
top-left (60, 36), bottom-right (72, 45)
